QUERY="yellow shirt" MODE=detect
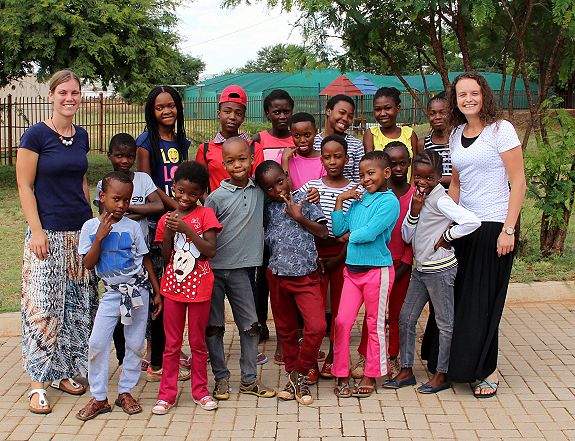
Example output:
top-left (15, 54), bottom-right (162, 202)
top-left (370, 125), bottom-right (414, 179)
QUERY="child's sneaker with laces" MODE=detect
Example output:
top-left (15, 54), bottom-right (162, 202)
top-left (194, 395), bottom-right (218, 411)
top-left (288, 371), bottom-right (313, 405)
top-left (277, 378), bottom-right (295, 401)
top-left (239, 379), bottom-right (276, 398)
top-left (151, 400), bottom-right (172, 415)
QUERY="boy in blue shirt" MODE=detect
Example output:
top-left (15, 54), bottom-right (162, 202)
top-left (76, 171), bottom-right (161, 420)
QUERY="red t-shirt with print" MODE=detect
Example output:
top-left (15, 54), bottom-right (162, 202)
top-left (155, 206), bottom-right (223, 303)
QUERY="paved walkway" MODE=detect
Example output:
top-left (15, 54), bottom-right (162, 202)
top-left (0, 301), bottom-right (574, 441)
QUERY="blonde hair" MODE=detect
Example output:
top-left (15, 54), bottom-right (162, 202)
top-left (48, 69), bottom-right (81, 93)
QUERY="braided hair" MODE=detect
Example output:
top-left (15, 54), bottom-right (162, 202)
top-left (144, 86), bottom-right (188, 182)
top-left (412, 149), bottom-right (443, 176)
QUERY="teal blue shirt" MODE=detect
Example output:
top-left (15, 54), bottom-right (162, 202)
top-left (331, 189), bottom-right (399, 268)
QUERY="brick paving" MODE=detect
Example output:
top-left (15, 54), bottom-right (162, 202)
top-left (0, 301), bottom-right (574, 440)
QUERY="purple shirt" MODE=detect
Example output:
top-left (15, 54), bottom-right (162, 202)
top-left (18, 122), bottom-right (92, 231)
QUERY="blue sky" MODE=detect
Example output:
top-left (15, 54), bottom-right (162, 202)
top-left (176, 1), bottom-right (304, 78)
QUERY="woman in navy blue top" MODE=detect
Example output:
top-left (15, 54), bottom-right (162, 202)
top-left (16, 69), bottom-right (98, 414)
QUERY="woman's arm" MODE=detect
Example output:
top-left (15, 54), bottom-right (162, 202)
top-left (363, 129), bottom-right (374, 152)
top-left (498, 146), bottom-right (526, 256)
top-left (447, 167), bottom-right (460, 204)
top-left (16, 149), bottom-right (49, 260)
top-left (82, 174), bottom-right (90, 205)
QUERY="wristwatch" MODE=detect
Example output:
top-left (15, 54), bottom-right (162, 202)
top-left (502, 226), bottom-right (515, 235)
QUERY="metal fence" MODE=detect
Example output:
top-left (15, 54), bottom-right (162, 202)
top-left (0, 90), bottom-right (566, 165)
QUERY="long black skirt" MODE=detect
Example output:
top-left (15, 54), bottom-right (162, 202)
top-left (421, 222), bottom-right (514, 383)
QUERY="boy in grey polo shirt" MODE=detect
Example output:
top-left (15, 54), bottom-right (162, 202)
top-left (204, 137), bottom-right (276, 400)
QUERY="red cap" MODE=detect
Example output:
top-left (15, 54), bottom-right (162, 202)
top-left (219, 85), bottom-right (247, 106)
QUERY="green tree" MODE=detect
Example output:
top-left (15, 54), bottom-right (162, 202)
top-left (236, 43), bottom-right (328, 73)
top-left (0, 0), bottom-right (204, 102)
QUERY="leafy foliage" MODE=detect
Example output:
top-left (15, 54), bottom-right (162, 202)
top-left (0, 0), bottom-right (205, 102)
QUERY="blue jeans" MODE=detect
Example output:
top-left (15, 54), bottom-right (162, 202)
top-left (399, 268), bottom-right (456, 374)
top-left (206, 268), bottom-right (259, 385)
top-left (88, 289), bottom-right (149, 400)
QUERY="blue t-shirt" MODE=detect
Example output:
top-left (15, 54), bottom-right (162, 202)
top-left (136, 131), bottom-right (191, 197)
top-left (263, 192), bottom-right (327, 277)
top-left (18, 122), bottom-right (92, 231)
top-left (78, 216), bottom-right (149, 285)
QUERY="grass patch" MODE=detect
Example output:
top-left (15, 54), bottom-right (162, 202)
top-left (1, 126), bottom-right (572, 312)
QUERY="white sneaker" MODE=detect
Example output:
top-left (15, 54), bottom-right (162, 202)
top-left (194, 395), bottom-right (218, 411)
top-left (151, 400), bottom-right (172, 415)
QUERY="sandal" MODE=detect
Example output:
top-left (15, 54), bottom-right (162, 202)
top-left (473, 379), bottom-right (499, 399)
top-left (115, 393), bottom-right (142, 415)
top-left (141, 358), bottom-right (150, 371)
top-left (179, 354), bottom-right (191, 369)
top-left (273, 352), bottom-right (285, 366)
top-left (76, 398), bottom-right (112, 421)
top-left (320, 362), bottom-right (334, 379)
top-left (50, 378), bottom-right (86, 396)
top-left (334, 382), bottom-right (352, 398)
top-left (28, 389), bottom-right (52, 414)
top-left (350, 356), bottom-right (365, 379)
top-left (352, 379), bottom-right (377, 398)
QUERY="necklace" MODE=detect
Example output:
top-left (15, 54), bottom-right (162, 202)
top-left (50, 117), bottom-right (75, 146)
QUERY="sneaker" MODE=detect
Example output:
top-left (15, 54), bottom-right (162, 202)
top-left (146, 366), bottom-right (162, 382)
top-left (350, 356), bottom-right (365, 380)
top-left (288, 371), bottom-right (313, 405)
top-left (307, 367), bottom-right (319, 385)
top-left (277, 379), bottom-right (295, 401)
top-left (239, 379), bottom-right (276, 398)
top-left (213, 378), bottom-right (230, 400)
top-left (194, 395), bottom-right (218, 411)
top-left (151, 400), bottom-right (173, 415)
top-left (256, 352), bottom-right (269, 365)
top-left (388, 357), bottom-right (401, 379)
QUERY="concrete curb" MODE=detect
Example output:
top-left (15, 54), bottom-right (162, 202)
top-left (1, 281), bottom-right (573, 338)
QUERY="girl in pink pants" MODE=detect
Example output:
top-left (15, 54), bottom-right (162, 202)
top-left (330, 151), bottom-right (400, 398)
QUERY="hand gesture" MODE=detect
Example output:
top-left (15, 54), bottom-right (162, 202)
top-left (282, 146), bottom-right (298, 162)
top-left (165, 212), bottom-right (188, 234)
top-left (95, 212), bottom-right (114, 241)
top-left (305, 187), bottom-right (320, 204)
top-left (410, 188), bottom-right (426, 216)
top-left (152, 293), bottom-right (163, 320)
top-left (336, 232), bottom-right (351, 243)
top-left (283, 194), bottom-right (304, 221)
top-left (434, 235), bottom-right (452, 251)
top-left (338, 184), bottom-right (363, 202)
top-left (29, 230), bottom-right (50, 260)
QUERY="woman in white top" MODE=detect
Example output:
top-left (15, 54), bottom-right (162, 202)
top-left (421, 72), bottom-right (526, 398)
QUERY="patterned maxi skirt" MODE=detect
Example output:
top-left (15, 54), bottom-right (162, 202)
top-left (21, 229), bottom-right (99, 382)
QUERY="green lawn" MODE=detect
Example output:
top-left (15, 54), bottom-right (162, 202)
top-left (1, 128), bottom-right (573, 312)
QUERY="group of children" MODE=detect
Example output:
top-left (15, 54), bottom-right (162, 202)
top-left (74, 83), bottom-right (481, 419)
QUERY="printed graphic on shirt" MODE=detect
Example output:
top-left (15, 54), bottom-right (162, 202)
top-left (91, 231), bottom-right (135, 275)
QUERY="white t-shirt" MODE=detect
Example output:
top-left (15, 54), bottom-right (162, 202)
top-left (94, 172), bottom-right (157, 243)
top-left (450, 120), bottom-right (520, 223)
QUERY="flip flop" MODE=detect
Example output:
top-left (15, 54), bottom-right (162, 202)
top-left (50, 378), bottom-right (86, 395)
top-left (334, 382), bottom-right (352, 398)
top-left (273, 352), bottom-right (285, 365)
top-left (473, 379), bottom-right (499, 399)
top-left (352, 380), bottom-right (376, 398)
top-left (28, 389), bottom-right (52, 414)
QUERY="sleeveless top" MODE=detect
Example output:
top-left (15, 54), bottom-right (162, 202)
top-left (257, 130), bottom-right (295, 161)
top-left (370, 125), bottom-right (414, 157)
top-left (424, 134), bottom-right (452, 176)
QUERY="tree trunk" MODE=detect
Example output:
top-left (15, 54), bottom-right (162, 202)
top-left (454, 0), bottom-right (473, 71)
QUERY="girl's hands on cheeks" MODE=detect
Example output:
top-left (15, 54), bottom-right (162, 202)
top-left (30, 230), bottom-right (50, 260)
top-left (497, 231), bottom-right (514, 257)
top-left (95, 212), bottom-right (114, 241)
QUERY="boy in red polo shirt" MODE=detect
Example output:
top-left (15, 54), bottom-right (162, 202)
top-left (196, 85), bottom-right (264, 193)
